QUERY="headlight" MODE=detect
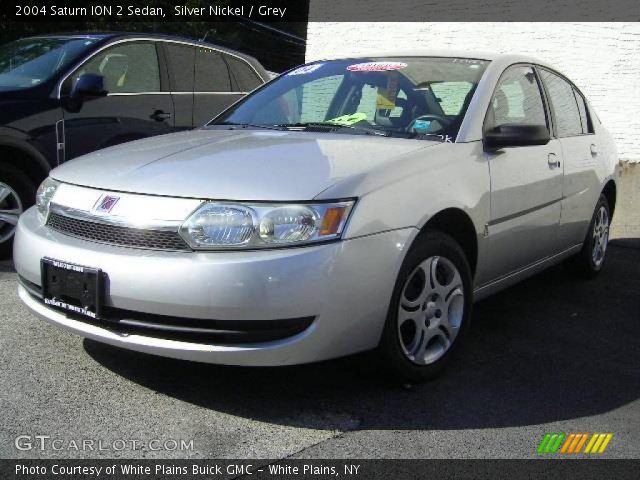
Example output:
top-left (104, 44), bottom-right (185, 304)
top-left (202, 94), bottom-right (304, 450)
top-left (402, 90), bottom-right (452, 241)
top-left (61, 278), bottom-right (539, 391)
top-left (180, 200), bottom-right (354, 250)
top-left (180, 204), bottom-right (255, 247)
top-left (36, 177), bottom-right (60, 221)
top-left (259, 205), bottom-right (319, 244)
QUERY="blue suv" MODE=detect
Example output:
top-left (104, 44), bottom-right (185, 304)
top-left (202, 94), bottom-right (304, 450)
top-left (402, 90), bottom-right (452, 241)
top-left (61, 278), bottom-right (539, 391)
top-left (0, 32), bottom-right (268, 256)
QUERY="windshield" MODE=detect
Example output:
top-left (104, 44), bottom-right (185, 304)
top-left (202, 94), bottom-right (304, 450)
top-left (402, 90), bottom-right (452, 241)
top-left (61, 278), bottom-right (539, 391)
top-left (0, 37), bottom-right (100, 90)
top-left (211, 57), bottom-right (489, 141)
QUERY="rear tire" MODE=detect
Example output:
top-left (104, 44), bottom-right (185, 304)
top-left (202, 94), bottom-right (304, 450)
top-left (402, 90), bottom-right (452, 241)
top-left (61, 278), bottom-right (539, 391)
top-left (0, 164), bottom-right (36, 259)
top-left (564, 194), bottom-right (610, 279)
top-left (378, 231), bottom-right (473, 383)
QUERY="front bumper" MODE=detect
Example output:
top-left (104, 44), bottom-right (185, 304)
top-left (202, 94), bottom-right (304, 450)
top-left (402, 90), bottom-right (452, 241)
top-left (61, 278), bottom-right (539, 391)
top-left (15, 207), bottom-right (416, 366)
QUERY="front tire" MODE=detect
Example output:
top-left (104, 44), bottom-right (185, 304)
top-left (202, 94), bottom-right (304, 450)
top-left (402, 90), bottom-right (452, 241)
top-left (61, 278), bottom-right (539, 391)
top-left (0, 164), bottom-right (35, 259)
top-left (565, 194), bottom-right (611, 279)
top-left (379, 231), bottom-right (473, 382)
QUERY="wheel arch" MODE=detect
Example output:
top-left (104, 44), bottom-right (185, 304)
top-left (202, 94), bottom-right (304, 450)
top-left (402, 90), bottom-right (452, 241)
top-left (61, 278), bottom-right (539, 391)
top-left (602, 179), bottom-right (617, 217)
top-left (0, 137), bottom-right (51, 187)
top-left (416, 208), bottom-right (479, 278)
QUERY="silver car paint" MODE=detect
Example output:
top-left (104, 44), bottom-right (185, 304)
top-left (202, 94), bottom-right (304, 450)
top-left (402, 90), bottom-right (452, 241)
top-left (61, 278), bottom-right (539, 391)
top-left (51, 129), bottom-right (439, 201)
top-left (14, 53), bottom-right (619, 365)
top-left (16, 208), bottom-right (417, 365)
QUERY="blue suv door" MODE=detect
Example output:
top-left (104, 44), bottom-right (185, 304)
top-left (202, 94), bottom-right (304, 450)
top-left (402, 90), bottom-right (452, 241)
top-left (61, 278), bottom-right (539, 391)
top-left (60, 40), bottom-right (175, 160)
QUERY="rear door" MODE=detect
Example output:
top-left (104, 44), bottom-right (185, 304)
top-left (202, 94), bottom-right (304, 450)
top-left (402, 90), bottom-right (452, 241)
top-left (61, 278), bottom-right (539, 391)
top-left (538, 68), bottom-right (600, 248)
top-left (61, 40), bottom-right (175, 160)
top-left (484, 64), bottom-right (563, 280)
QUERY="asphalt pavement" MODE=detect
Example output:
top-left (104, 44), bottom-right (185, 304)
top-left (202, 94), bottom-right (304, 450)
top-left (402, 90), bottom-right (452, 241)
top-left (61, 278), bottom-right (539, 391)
top-left (1, 167), bottom-right (638, 460)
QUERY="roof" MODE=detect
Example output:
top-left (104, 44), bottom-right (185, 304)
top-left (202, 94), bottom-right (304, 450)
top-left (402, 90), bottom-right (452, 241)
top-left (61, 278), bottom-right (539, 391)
top-left (19, 32), bottom-right (268, 79)
top-left (21, 33), bottom-right (113, 40)
top-left (321, 50), bottom-right (557, 70)
top-left (22, 32), bottom-right (243, 54)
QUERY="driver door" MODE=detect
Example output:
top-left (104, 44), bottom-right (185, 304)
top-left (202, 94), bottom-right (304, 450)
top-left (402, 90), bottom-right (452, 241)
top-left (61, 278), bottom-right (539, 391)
top-left (61, 41), bottom-right (175, 160)
top-left (484, 65), bottom-right (563, 281)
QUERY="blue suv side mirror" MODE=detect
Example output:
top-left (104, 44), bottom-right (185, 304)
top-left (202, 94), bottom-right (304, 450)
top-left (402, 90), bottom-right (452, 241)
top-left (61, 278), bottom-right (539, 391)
top-left (70, 73), bottom-right (108, 98)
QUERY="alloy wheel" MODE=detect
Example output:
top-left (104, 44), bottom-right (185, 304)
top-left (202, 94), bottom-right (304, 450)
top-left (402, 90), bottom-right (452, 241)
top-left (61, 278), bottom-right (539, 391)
top-left (0, 181), bottom-right (23, 244)
top-left (591, 205), bottom-right (609, 267)
top-left (397, 255), bottom-right (465, 365)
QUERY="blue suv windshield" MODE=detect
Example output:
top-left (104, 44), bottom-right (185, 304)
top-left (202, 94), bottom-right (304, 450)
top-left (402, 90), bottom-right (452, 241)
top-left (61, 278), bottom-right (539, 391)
top-left (0, 37), bottom-right (100, 90)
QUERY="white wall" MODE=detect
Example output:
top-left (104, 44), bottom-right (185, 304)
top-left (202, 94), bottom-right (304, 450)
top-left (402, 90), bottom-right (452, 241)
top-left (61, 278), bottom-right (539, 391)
top-left (306, 22), bottom-right (640, 162)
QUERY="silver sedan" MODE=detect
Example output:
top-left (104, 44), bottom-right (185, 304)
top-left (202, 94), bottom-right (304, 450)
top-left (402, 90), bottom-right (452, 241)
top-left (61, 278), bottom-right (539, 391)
top-left (14, 53), bottom-right (619, 381)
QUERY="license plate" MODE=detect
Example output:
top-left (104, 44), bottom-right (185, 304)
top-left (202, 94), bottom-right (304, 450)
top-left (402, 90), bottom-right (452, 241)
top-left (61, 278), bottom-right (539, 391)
top-left (41, 258), bottom-right (104, 319)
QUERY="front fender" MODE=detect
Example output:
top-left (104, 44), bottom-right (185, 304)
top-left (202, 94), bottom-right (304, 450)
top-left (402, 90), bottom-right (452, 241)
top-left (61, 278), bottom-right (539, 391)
top-left (330, 142), bottom-right (490, 240)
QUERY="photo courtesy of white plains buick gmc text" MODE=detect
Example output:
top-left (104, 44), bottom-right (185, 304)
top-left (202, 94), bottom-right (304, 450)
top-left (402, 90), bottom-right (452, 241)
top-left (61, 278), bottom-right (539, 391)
top-left (14, 52), bottom-right (619, 381)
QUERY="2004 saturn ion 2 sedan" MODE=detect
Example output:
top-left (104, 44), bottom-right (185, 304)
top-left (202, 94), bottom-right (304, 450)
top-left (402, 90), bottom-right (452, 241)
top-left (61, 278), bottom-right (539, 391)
top-left (14, 52), bottom-right (619, 381)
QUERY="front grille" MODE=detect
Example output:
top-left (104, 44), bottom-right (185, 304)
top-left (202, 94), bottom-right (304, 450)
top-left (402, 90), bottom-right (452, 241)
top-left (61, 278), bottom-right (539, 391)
top-left (47, 213), bottom-right (191, 251)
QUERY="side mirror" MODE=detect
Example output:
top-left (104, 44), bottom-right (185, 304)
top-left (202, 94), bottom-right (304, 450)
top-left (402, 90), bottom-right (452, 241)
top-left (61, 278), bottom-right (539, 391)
top-left (483, 124), bottom-right (550, 151)
top-left (70, 73), bottom-right (107, 99)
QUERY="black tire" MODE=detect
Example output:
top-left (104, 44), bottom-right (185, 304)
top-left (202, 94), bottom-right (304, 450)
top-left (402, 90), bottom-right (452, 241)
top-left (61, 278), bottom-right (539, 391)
top-left (0, 163), bottom-right (36, 259)
top-left (564, 194), bottom-right (611, 279)
top-left (378, 231), bottom-right (473, 383)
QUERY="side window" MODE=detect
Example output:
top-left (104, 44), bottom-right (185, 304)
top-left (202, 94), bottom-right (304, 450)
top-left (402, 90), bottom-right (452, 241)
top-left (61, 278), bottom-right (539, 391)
top-left (431, 81), bottom-right (474, 116)
top-left (68, 42), bottom-right (161, 94)
top-left (225, 55), bottom-right (262, 91)
top-left (539, 69), bottom-right (582, 137)
top-left (573, 89), bottom-right (593, 134)
top-left (195, 47), bottom-right (231, 92)
top-left (164, 43), bottom-right (195, 92)
top-left (486, 66), bottom-right (547, 130)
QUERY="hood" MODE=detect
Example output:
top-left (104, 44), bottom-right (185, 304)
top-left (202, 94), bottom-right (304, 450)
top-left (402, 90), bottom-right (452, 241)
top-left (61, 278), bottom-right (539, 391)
top-left (52, 129), bottom-right (438, 201)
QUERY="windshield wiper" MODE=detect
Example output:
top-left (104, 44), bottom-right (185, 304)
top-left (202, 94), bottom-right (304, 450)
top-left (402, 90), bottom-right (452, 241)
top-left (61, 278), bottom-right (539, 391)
top-left (214, 122), bottom-right (287, 131)
top-left (212, 122), bottom-right (390, 137)
top-left (279, 122), bottom-right (390, 137)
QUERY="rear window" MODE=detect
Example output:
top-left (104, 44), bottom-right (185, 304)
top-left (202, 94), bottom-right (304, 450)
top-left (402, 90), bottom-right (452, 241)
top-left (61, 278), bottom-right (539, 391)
top-left (540, 69), bottom-right (583, 137)
top-left (573, 89), bottom-right (593, 134)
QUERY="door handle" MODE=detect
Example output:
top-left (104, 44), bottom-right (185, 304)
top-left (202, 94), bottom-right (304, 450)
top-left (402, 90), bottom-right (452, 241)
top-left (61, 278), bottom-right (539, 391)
top-left (150, 110), bottom-right (172, 122)
top-left (590, 144), bottom-right (599, 157)
top-left (547, 153), bottom-right (561, 169)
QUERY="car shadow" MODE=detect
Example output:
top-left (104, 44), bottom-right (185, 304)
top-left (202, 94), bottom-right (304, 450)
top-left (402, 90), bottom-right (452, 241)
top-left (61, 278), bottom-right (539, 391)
top-left (84, 239), bottom-right (640, 431)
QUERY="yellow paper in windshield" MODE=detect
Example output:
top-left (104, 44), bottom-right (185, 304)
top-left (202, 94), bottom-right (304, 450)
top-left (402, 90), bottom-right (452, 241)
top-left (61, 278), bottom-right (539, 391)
top-left (326, 112), bottom-right (368, 126)
top-left (376, 73), bottom-right (399, 109)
